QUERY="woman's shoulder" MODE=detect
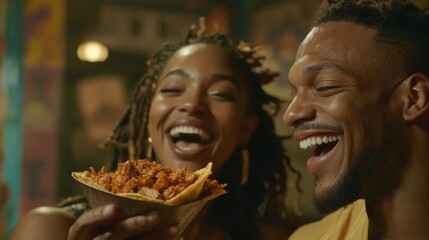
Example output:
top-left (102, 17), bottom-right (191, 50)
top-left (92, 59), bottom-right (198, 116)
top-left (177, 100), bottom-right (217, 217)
top-left (11, 206), bottom-right (77, 240)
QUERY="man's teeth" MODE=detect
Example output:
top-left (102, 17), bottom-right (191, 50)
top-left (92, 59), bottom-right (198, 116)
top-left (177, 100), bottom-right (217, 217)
top-left (299, 136), bottom-right (339, 150)
top-left (169, 126), bottom-right (209, 140)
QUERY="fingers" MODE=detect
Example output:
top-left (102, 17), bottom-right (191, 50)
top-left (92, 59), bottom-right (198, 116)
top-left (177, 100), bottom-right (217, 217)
top-left (67, 204), bottom-right (173, 240)
top-left (134, 225), bottom-right (179, 240)
top-left (91, 224), bottom-right (178, 240)
top-left (97, 211), bottom-right (161, 239)
top-left (68, 204), bottom-right (121, 240)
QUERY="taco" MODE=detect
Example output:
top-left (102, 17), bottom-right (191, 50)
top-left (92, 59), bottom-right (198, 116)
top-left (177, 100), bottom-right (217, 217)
top-left (72, 159), bottom-right (226, 206)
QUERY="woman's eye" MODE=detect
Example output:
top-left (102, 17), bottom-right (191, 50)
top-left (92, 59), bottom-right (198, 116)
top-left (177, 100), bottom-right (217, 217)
top-left (211, 92), bottom-right (235, 101)
top-left (159, 88), bottom-right (183, 94)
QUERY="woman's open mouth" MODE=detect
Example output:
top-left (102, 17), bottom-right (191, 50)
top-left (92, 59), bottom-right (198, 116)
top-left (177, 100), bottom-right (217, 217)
top-left (169, 126), bottom-right (213, 156)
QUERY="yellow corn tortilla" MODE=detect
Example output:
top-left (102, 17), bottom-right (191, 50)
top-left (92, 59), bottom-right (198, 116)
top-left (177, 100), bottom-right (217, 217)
top-left (72, 162), bottom-right (219, 206)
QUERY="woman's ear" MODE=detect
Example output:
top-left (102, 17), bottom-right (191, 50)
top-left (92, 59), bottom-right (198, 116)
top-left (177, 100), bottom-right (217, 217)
top-left (240, 114), bottom-right (258, 145)
top-left (402, 73), bottom-right (429, 121)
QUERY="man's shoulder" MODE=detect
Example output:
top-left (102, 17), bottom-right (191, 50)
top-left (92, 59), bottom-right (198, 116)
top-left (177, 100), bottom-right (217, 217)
top-left (289, 200), bottom-right (368, 240)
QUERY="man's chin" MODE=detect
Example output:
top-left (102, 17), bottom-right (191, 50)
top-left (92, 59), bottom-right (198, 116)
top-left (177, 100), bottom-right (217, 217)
top-left (313, 191), bottom-right (358, 215)
top-left (312, 179), bottom-right (361, 215)
top-left (311, 114), bottom-right (396, 215)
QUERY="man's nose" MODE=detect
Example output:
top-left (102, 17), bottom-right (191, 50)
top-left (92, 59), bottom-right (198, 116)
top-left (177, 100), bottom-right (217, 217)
top-left (282, 95), bottom-right (316, 127)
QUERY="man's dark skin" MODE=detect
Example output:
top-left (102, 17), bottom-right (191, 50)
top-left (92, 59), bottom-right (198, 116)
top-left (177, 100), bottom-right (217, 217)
top-left (284, 10), bottom-right (429, 240)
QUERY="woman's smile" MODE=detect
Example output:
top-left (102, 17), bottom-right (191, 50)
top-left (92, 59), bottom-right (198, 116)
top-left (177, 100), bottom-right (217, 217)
top-left (167, 123), bottom-right (214, 158)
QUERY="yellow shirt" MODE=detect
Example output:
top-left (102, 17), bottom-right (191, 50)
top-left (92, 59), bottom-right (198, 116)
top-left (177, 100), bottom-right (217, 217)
top-left (289, 200), bottom-right (368, 240)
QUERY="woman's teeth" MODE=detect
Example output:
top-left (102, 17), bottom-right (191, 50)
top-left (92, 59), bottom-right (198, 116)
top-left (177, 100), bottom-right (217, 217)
top-left (169, 126), bottom-right (209, 141)
top-left (299, 135), bottom-right (340, 150)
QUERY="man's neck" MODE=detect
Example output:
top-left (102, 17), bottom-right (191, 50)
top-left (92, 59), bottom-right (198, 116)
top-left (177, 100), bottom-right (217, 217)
top-left (366, 152), bottom-right (429, 239)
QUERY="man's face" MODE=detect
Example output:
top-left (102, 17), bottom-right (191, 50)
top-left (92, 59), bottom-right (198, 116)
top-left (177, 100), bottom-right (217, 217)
top-left (283, 22), bottom-right (402, 213)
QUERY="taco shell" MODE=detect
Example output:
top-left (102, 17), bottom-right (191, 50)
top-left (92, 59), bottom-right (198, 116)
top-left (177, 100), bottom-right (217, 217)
top-left (71, 160), bottom-right (226, 236)
top-left (72, 161), bottom-right (216, 206)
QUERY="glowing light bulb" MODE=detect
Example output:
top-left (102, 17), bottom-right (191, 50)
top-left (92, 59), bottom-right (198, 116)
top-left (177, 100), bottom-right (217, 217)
top-left (77, 41), bottom-right (109, 62)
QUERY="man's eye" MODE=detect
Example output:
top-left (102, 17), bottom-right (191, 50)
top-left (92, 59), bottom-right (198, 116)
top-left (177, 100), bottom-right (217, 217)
top-left (312, 85), bottom-right (343, 97)
top-left (315, 86), bottom-right (339, 92)
top-left (289, 88), bottom-right (297, 97)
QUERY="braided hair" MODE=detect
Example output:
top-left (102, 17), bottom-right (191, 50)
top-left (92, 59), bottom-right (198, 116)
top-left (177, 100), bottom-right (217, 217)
top-left (102, 18), bottom-right (301, 239)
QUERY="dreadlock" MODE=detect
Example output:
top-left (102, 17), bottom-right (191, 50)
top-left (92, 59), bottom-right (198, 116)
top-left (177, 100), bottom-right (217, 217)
top-left (102, 17), bottom-right (301, 239)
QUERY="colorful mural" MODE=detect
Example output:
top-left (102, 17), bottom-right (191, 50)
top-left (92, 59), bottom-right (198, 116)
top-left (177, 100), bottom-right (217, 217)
top-left (2, 0), bottom-right (24, 238)
top-left (20, 0), bottom-right (65, 213)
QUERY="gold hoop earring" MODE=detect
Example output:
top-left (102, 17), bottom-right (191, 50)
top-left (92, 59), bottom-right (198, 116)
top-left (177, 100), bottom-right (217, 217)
top-left (241, 147), bottom-right (249, 185)
top-left (146, 137), bottom-right (153, 160)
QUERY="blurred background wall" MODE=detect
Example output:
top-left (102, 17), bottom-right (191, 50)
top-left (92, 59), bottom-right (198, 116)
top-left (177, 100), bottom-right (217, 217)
top-left (1, 0), bottom-right (429, 239)
top-left (0, 0), bottom-right (9, 237)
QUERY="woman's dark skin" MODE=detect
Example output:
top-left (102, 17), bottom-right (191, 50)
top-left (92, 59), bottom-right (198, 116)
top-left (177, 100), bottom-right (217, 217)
top-left (12, 38), bottom-right (294, 239)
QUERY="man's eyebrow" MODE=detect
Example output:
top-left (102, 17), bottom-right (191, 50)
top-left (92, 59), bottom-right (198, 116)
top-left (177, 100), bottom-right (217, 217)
top-left (287, 62), bottom-right (352, 89)
top-left (286, 79), bottom-right (295, 89)
top-left (304, 62), bottom-right (351, 75)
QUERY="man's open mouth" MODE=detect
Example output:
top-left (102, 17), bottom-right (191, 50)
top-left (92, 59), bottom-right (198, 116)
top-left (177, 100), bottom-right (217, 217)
top-left (299, 135), bottom-right (340, 157)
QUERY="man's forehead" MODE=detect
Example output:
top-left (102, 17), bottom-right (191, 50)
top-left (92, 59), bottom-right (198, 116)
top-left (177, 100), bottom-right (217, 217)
top-left (292, 22), bottom-right (379, 76)
top-left (303, 22), bottom-right (377, 52)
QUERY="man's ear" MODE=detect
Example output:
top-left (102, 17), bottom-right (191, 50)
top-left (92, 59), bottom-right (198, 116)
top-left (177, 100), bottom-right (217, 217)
top-left (240, 114), bottom-right (258, 145)
top-left (402, 73), bottom-right (429, 121)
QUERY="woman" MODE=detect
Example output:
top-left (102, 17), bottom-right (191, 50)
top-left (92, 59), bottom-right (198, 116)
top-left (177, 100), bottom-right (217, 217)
top-left (12, 18), bottom-right (301, 240)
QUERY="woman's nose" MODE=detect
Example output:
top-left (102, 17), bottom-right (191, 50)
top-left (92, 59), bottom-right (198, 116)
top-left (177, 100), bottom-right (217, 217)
top-left (178, 92), bottom-right (208, 115)
top-left (282, 95), bottom-right (316, 127)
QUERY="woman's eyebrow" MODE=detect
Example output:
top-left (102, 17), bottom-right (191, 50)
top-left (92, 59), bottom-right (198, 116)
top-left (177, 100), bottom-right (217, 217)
top-left (163, 69), bottom-right (189, 79)
top-left (162, 70), bottom-right (240, 88)
top-left (212, 73), bottom-right (239, 87)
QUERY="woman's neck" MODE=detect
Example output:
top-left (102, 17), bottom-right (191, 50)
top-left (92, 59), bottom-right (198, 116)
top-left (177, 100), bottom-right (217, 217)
top-left (183, 204), bottom-right (230, 240)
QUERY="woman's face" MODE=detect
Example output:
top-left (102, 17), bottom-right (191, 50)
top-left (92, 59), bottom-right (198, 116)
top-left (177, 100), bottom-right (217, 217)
top-left (148, 43), bottom-right (257, 174)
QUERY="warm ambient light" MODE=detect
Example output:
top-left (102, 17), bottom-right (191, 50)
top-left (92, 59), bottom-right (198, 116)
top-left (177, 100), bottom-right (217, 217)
top-left (77, 41), bottom-right (109, 62)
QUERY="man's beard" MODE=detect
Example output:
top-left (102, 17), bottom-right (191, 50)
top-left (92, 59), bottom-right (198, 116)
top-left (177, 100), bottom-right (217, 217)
top-left (312, 118), bottom-right (396, 215)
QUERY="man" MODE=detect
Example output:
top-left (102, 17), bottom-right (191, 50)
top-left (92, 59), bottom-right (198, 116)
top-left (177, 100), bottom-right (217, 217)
top-left (284, 0), bottom-right (429, 239)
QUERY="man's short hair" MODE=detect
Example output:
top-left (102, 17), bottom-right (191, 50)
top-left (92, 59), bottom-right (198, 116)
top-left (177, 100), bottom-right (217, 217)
top-left (314, 0), bottom-right (429, 76)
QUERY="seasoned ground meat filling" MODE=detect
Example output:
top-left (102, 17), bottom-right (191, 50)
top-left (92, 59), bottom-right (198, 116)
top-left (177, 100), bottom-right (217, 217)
top-left (83, 159), bottom-right (224, 200)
